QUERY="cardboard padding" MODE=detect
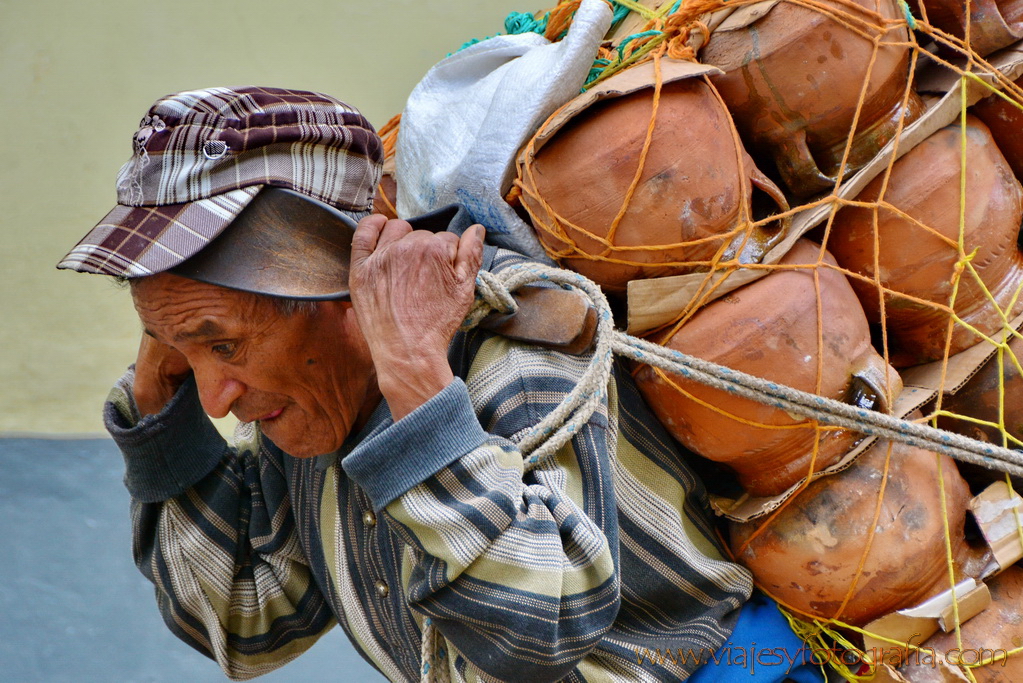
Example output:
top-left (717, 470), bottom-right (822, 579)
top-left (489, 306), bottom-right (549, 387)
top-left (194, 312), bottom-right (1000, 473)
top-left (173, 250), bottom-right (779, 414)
top-left (862, 581), bottom-right (991, 669)
top-left (626, 41), bottom-right (1023, 334)
top-left (709, 384), bottom-right (934, 521)
top-left (606, 0), bottom-right (669, 44)
top-left (867, 664), bottom-right (911, 683)
top-left (713, 0), bottom-right (781, 33)
top-left (519, 57), bottom-right (722, 163)
top-left (901, 311), bottom-right (1023, 395)
top-left (970, 480), bottom-right (1023, 572)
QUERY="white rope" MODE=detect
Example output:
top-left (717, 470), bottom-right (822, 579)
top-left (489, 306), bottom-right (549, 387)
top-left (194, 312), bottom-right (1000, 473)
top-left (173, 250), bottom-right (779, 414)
top-left (466, 268), bottom-right (618, 468)
top-left (466, 264), bottom-right (1023, 475)
top-left (420, 262), bottom-right (1023, 680)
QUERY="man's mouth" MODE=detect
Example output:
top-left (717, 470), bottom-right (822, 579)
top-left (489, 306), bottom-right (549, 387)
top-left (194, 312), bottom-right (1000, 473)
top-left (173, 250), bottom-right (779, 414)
top-left (258, 408), bottom-right (285, 422)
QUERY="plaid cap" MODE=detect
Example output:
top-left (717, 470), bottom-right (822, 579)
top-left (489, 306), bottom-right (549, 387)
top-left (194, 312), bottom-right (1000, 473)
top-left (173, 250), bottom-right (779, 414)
top-left (57, 86), bottom-right (383, 277)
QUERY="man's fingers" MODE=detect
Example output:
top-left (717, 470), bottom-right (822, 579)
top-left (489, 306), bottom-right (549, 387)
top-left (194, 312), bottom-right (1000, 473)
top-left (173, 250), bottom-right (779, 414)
top-left (137, 333), bottom-right (191, 377)
top-left (433, 231), bottom-right (461, 262)
top-left (351, 214), bottom-right (388, 265)
top-left (134, 333), bottom-right (192, 416)
top-left (375, 218), bottom-right (414, 249)
top-left (455, 224), bottom-right (486, 281)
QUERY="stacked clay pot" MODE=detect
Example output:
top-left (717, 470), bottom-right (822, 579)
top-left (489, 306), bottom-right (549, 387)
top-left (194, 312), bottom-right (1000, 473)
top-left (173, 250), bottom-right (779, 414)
top-left (519, 77), bottom-right (790, 293)
top-left (897, 565), bottom-right (1023, 682)
top-left (911, 0), bottom-right (1023, 57)
top-left (938, 333), bottom-right (1023, 444)
top-left (728, 433), bottom-right (985, 626)
top-left (829, 115), bottom-right (1023, 367)
top-left (972, 76), bottom-right (1023, 183)
top-left (634, 239), bottom-right (900, 497)
top-left (700, 0), bottom-right (925, 197)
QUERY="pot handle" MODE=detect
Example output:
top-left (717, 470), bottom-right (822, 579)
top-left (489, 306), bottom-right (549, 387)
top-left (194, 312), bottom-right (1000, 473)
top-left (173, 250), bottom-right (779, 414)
top-left (728, 153), bottom-right (792, 263)
top-left (771, 127), bottom-right (835, 198)
top-left (845, 350), bottom-right (903, 415)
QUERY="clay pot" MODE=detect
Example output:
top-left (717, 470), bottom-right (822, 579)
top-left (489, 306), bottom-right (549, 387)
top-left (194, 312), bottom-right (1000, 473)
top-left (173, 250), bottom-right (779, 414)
top-left (829, 115), bottom-right (1023, 367)
top-left (911, 0), bottom-right (1023, 57)
top-left (936, 333), bottom-right (1023, 457)
top-left (373, 170), bottom-right (399, 220)
top-left (898, 566), bottom-right (1023, 682)
top-left (700, 0), bottom-right (925, 197)
top-left (729, 435), bottom-right (980, 626)
top-left (972, 76), bottom-right (1023, 183)
top-left (634, 239), bottom-right (900, 497)
top-left (519, 77), bottom-right (790, 293)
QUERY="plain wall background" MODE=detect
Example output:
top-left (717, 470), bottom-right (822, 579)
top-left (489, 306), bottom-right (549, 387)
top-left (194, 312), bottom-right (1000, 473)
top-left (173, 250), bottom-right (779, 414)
top-left (0, 0), bottom-right (519, 434)
top-left (0, 2), bottom-right (536, 679)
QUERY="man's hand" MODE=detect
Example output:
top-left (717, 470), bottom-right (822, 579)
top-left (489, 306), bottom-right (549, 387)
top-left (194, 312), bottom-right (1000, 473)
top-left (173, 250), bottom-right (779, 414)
top-left (349, 215), bottom-right (485, 421)
top-left (133, 334), bottom-right (193, 417)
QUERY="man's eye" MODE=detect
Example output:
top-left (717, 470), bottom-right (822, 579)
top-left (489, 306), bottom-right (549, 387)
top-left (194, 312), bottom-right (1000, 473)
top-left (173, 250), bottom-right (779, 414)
top-left (211, 343), bottom-right (236, 358)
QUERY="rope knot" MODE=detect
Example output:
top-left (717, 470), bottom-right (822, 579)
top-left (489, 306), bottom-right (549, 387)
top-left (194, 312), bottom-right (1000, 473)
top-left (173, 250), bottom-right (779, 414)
top-left (950, 247), bottom-right (979, 283)
top-left (460, 269), bottom-right (518, 333)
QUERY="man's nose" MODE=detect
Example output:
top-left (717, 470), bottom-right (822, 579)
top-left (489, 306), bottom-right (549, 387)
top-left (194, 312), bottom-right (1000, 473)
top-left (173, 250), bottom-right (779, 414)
top-left (192, 363), bottom-right (245, 419)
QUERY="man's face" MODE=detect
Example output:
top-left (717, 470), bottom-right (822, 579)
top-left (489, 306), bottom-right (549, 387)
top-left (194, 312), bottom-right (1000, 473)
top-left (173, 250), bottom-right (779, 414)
top-left (131, 273), bottom-right (378, 457)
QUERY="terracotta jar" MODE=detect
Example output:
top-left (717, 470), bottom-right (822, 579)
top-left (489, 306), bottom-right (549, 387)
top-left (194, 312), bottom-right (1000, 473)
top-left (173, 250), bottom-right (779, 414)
top-left (829, 115), bottom-right (1023, 367)
top-left (519, 77), bottom-right (790, 293)
top-left (700, 0), bottom-right (925, 197)
top-left (634, 239), bottom-right (900, 497)
top-left (936, 333), bottom-right (1023, 452)
top-left (729, 434), bottom-right (981, 626)
top-left (911, 0), bottom-right (1023, 57)
top-left (897, 566), bottom-right (1023, 682)
top-left (972, 75), bottom-right (1023, 183)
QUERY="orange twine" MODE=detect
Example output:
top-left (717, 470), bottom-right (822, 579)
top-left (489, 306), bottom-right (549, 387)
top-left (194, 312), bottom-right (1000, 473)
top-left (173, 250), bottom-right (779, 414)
top-left (377, 113), bottom-right (401, 160)
top-left (544, 0), bottom-right (584, 41)
top-left (374, 113), bottom-right (402, 217)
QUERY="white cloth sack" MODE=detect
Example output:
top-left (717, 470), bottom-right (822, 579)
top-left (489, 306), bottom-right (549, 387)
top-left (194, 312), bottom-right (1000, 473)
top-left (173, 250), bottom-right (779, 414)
top-left (395, 0), bottom-right (612, 260)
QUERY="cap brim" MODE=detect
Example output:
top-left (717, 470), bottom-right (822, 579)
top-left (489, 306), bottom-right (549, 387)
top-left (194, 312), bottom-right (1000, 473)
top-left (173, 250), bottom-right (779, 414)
top-left (170, 187), bottom-right (359, 300)
top-left (169, 191), bottom-right (466, 301)
top-left (56, 186), bottom-right (262, 277)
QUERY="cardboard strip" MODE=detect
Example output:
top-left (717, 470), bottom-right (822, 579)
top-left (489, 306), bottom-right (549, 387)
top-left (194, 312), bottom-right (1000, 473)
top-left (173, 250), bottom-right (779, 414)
top-left (606, 0), bottom-right (777, 51)
top-left (607, 0), bottom-right (670, 44)
top-left (862, 580), bottom-right (991, 666)
top-left (970, 481), bottom-right (1023, 571)
top-left (901, 311), bottom-right (1023, 395)
top-left (521, 58), bottom-right (722, 160)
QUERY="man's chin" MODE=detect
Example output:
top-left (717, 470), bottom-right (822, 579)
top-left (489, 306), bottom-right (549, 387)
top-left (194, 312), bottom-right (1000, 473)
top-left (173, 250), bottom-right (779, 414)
top-left (259, 421), bottom-right (342, 459)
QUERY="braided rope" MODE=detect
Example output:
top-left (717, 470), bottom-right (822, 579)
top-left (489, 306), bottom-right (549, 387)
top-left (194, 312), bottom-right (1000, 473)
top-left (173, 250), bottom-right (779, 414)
top-left (465, 267), bottom-right (617, 467)
top-left (473, 264), bottom-right (1023, 476)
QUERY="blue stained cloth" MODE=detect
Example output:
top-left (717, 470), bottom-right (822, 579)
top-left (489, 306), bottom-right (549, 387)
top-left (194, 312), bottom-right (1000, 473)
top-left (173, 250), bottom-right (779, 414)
top-left (688, 592), bottom-right (827, 683)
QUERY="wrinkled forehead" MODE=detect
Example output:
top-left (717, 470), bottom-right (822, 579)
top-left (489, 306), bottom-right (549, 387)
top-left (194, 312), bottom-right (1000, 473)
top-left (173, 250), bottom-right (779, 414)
top-left (130, 272), bottom-right (276, 337)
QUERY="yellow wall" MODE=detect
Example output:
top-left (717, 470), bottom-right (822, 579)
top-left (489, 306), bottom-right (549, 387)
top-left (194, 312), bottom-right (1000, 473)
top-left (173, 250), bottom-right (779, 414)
top-left (0, 0), bottom-right (519, 433)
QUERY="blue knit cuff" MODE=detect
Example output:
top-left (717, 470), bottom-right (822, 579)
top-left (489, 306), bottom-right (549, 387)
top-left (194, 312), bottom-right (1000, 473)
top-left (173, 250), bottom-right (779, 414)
top-left (342, 378), bottom-right (489, 511)
top-left (105, 375), bottom-right (227, 504)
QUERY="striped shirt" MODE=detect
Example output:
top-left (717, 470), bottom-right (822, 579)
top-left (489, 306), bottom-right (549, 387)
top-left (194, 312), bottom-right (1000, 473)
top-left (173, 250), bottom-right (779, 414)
top-left (104, 248), bottom-right (752, 682)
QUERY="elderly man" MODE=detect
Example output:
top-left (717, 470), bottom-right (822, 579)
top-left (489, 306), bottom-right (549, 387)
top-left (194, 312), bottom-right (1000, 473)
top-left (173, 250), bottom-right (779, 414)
top-left (58, 87), bottom-right (822, 682)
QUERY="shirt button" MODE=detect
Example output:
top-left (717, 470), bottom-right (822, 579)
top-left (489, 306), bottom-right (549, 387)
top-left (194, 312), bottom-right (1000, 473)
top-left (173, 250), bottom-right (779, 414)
top-left (375, 580), bottom-right (389, 598)
top-left (362, 510), bottom-right (377, 527)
